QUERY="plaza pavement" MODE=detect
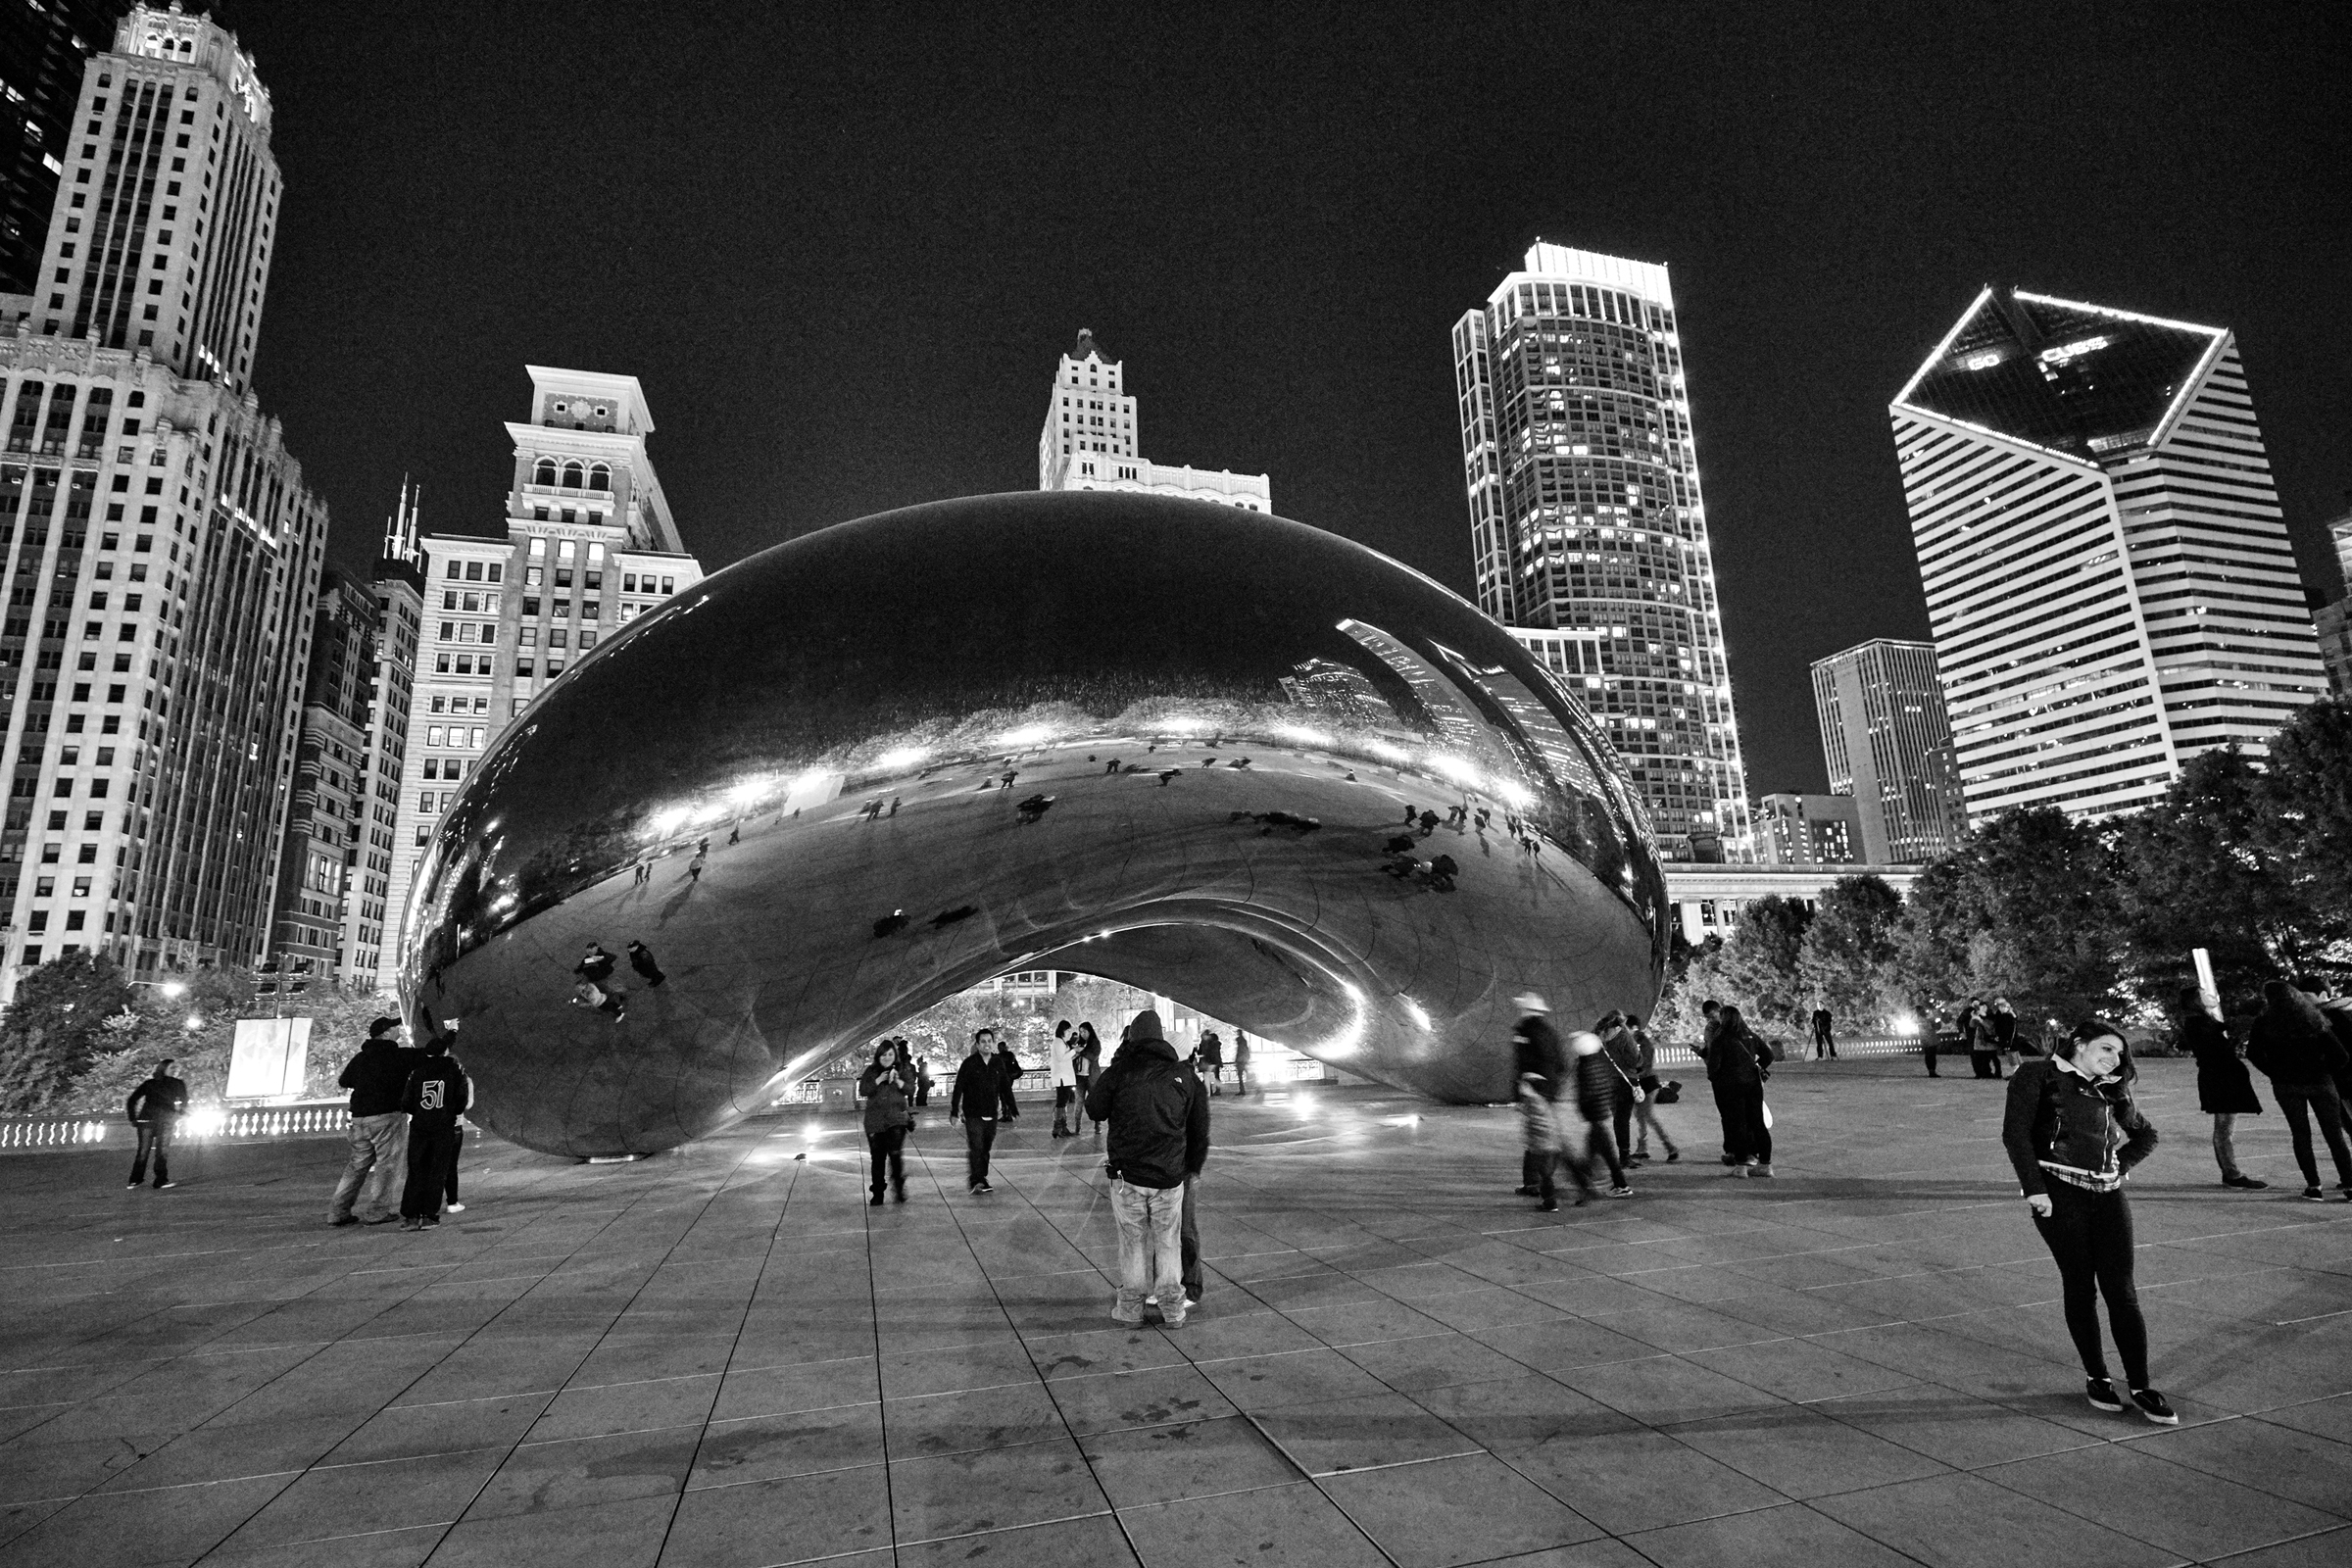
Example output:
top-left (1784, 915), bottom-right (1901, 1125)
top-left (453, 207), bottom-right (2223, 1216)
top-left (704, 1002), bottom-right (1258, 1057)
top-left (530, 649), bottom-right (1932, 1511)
top-left (1, 1054), bottom-right (2348, 1568)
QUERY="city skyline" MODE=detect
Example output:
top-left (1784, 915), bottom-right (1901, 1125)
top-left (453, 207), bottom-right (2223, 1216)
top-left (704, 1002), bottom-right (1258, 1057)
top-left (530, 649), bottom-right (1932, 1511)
top-left (42, 4), bottom-right (2350, 803)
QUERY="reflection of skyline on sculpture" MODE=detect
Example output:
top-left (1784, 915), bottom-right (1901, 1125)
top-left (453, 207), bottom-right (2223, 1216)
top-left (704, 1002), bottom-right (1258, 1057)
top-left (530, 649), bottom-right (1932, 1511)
top-left (399, 493), bottom-right (1666, 1157)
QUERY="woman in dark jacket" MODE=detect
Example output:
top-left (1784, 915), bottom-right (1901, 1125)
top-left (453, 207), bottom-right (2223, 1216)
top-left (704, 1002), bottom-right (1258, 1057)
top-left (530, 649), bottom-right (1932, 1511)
top-left (2002, 1019), bottom-right (2173, 1423)
top-left (2245, 979), bottom-right (2352, 1202)
top-left (1699, 1004), bottom-right (1774, 1177)
top-left (2179, 987), bottom-right (2265, 1191)
top-left (858, 1040), bottom-right (917, 1204)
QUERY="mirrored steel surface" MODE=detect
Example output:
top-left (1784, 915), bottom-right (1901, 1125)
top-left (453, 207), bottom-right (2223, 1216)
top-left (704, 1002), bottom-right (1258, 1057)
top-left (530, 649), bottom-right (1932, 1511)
top-left (400, 493), bottom-right (1667, 1156)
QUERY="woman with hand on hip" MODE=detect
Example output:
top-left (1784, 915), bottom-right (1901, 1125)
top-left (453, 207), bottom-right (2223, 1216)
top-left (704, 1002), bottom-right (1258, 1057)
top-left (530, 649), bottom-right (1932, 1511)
top-left (2001, 1019), bottom-right (2174, 1423)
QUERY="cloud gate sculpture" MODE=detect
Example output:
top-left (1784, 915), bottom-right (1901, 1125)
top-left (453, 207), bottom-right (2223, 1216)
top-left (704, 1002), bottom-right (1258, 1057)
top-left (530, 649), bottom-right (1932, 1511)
top-left (400, 493), bottom-right (1668, 1157)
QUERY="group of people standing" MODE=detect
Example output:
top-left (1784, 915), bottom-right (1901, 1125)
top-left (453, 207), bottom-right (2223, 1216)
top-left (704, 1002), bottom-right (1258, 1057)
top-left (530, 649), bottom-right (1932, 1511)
top-left (1511, 996), bottom-right (1675, 1209)
top-left (2181, 978), bottom-right (2352, 1201)
top-left (326, 1015), bottom-right (472, 1231)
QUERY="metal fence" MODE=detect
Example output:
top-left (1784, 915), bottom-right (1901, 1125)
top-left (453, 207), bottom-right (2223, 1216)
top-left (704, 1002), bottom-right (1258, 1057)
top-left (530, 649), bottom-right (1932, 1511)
top-left (0, 1100), bottom-right (352, 1153)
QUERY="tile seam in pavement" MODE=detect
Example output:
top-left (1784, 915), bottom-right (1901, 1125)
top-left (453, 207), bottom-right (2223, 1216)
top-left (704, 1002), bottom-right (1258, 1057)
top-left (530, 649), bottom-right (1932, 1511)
top-left (2200, 1523), bottom-right (2352, 1564)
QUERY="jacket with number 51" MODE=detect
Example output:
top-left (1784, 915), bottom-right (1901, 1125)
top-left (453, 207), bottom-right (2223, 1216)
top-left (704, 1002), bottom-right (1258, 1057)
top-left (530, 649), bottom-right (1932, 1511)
top-left (402, 1054), bottom-right (472, 1132)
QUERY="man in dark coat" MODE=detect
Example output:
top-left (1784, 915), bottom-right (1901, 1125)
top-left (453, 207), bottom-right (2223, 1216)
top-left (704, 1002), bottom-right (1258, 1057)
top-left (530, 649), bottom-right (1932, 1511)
top-left (1811, 1005), bottom-right (1835, 1060)
top-left (398, 1023), bottom-right (471, 1231)
top-left (951, 1030), bottom-right (1002, 1193)
top-left (992, 1034), bottom-right (1023, 1121)
top-left (1086, 1010), bottom-right (1209, 1327)
top-left (329, 1017), bottom-right (420, 1226)
top-left (2180, 986), bottom-right (2265, 1190)
top-left (1512, 993), bottom-right (1567, 1204)
top-left (124, 1058), bottom-right (188, 1190)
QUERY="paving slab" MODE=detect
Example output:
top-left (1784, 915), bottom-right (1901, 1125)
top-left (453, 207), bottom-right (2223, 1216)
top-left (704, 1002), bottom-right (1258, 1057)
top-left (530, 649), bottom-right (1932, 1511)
top-left (0, 1058), bottom-right (2347, 1565)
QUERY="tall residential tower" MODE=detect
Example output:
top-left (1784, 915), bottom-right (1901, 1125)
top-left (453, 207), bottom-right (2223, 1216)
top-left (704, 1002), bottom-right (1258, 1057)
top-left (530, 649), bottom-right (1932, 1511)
top-left (1809, 638), bottom-right (1969, 864)
top-left (0, 6), bottom-right (325, 997)
top-left (1037, 330), bottom-right (1270, 512)
top-left (381, 368), bottom-right (702, 970)
top-left (1890, 287), bottom-right (2325, 823)
top-left (1453, 243), bottom-right (1750, 861)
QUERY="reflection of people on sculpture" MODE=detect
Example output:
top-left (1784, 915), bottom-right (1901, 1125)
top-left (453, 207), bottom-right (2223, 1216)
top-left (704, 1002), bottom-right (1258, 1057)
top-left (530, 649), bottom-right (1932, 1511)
top-left (627, 940), bottom-right (665, 987)
top-left (1015, 794), bottom-right (1054, 823)
top-left (573, 943), bottom-right (626, 1019)
top-left (858, 1040), bottom-right (915, 1205)
top-left (872, 909), bottom-right (908, 939)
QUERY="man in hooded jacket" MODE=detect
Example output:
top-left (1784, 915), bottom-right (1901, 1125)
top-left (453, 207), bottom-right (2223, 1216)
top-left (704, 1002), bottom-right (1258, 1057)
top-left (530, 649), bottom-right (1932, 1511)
top-left (329, 1017), bottom-right (421, 1226)
top-left (1086, 1010), bottom-right (1209, 1328)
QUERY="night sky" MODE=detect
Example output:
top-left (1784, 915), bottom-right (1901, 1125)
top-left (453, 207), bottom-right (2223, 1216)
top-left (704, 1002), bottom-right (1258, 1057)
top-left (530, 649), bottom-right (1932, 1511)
top-left (220, 2), bottom-right (2347, 795)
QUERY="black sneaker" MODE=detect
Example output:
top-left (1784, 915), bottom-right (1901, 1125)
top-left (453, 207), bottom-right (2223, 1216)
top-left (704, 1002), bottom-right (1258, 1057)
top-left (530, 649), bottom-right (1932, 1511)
top-left (1514, 1186), bottom-right (1541, 1197)
top-left (2221, 1174), bottom-right (2268, 1190)
top-left (2304, 1186), bottom-right (2328, 1202)
top-left (2130, 1388), bottom-right (2179, 1425)
top-left (1539, 1200), bottom-right (1559, 1212)
top-left (974, 1183), bottom-right (994, 1195)
top-left (329, 1215), bottom-right (360, 1228)
top-left (868, 1194), bottom-right (884, 1206)
top-left (2084, 1377), bottom-right (2125, 1412)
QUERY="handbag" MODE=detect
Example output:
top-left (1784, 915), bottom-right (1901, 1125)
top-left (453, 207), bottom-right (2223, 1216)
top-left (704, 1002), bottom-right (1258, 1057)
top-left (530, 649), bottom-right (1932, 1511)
top-left (1761, 1099), bottom-right (1775, 1130)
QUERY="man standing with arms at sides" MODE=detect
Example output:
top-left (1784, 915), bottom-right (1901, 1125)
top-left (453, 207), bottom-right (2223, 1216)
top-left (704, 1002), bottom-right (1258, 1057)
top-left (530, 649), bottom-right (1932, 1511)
top-left (399, 1022), bottom-right (471, 1232)
top-left (953, 1029), bottom-right (1002, 1194)
top-left (124, 1058), bottom-right (188, 1190)
top-left (1812, 1004), bottom-right (1836, 1060)
top-left (329, 1017), bottom-right (420, 1227)
top-left (1232, 1030), bottom-right (1251, 1097)
top-left (1087, 1010), bottom-right (1208, 1329)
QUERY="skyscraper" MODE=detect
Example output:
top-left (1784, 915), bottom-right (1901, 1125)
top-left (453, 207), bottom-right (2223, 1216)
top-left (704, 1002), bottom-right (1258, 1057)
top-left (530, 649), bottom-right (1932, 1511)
top-left (0, 6), bottom-right (324, 997)
top-left (381, 368), bottom-right (703, 969)
top-left (1452, 243), bottom-right (1751, 861)
top-left (1810, 637), bottom-right (1969, 864)
top-left (352, 486), bottom-right (421, 991)
top-left (1037, 330), bottom-right (1270, 511)
top-left (268, 567), bottom-right (373, 986)
top-left (1754, 793), bottom-right (1860, 867)
top-left (0, 1), bottom-right (131, 299)
top-left (1891, 286), bottom-right (2326, 822)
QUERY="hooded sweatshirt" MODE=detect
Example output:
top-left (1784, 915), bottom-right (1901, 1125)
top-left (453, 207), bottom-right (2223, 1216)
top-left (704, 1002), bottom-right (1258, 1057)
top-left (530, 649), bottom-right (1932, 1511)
top-left (1085, 1030), bottom-right (1209, 1189)
top-left (340, 1035), bottom-right (423, 1118)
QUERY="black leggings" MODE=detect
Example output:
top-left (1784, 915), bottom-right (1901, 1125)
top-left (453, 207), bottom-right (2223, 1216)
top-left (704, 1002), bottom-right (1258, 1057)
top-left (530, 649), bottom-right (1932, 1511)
top-left (2030, 1181), bottom-right (2148, 1388)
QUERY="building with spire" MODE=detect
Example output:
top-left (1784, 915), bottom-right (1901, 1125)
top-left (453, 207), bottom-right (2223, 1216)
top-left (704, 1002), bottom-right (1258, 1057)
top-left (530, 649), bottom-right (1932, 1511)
top-left (1890, 286), bottom-right (2326, 823)
top-left (1452, 242), bottom-right (1752, 862)
top-left (0, 6), bottom-right (325, 997)
top-left (381, 369), bottom-right (703, 974)
top-left (1036, 329), bottom-right (1270, 511)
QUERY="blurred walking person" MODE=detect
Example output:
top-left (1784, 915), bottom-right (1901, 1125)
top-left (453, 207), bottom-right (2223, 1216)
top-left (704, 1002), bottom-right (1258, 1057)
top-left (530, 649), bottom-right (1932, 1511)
top-left (2180, 986), bottom-right (2266, 1190)
top-left (1568, 1028), bottom-right (1634, 1197)
top-left (859, 1039), bottom-right (916, 1204)
top-left (952, 1030), bottom-right (1002, 1194)
top-left (123, 1058), bottom-right (188, 1190)
top-left (2246, 979), bottom-right (2352, 1202)
top-left (2002, 1019), bottom-right (2175, 1423)
top-left (1086, 1010), bottom-right (1208, 1328)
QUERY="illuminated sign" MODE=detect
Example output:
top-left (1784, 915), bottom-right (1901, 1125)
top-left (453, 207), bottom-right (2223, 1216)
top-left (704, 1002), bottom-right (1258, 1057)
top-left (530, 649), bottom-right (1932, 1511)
top-left (1961, 351), bottom-right (2003, 371)
top-left (2037, 335), bottom-right (2109, 368)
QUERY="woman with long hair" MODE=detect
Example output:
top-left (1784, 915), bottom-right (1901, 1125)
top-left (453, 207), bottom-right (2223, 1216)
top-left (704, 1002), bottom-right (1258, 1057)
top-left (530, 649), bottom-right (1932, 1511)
top-left (2246, 979), bottom-right (2352, 1201)
top-left (1699, 1003), bottom-right (1773, 1177)
top-left (1073, 1022), bottom-right (1105, 1131)
top-left (858, 1038), bottom-right (917, 1204)
top-left (2001, 1020), bottom-right (2173, 1422)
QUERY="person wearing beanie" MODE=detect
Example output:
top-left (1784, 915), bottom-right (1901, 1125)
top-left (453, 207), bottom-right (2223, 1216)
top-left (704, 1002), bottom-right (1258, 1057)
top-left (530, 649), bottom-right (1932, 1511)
top-left (399, 1021), bottom-right (471, 1231)
top-left (328, 1016), bottom-right (421, 1227)
top-left (123, 1057), bottom-right (188, 1190)
top-left (1085, 1009), bottom-right (1209, 1328)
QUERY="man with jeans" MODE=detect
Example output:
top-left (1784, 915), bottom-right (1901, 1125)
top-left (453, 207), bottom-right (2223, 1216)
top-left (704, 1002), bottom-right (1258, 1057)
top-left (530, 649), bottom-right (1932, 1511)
top-left (123, 1058), bottom-right (188, 1190)
top-left (1085, 1010), bottom-right (1208, 1329)
top-left (951, 1030), bottom-right (1002, 1194)
top-left (328, 1016), bottom-right (420, 1227)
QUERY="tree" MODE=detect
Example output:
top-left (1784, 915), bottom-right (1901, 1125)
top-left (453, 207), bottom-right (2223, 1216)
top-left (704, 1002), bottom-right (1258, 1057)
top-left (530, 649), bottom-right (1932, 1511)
top-left (1711, 896), bottom-right (1813, 1033)
top-left (2109, 748), bottom-right (2309, 1008)
top-left (2258, 696), bottom-right (2352, 958)
top-left (1896, 807), bottom-right (2124, 1027)
top-left (1797, 875), bottom-right (1907, 1028)
top-left (0, 953), bottom-right (139, 1113)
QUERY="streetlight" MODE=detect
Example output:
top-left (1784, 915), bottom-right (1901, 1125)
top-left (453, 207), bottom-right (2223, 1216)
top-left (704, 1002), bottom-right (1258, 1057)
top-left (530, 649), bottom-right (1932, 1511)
top-left (160, 981), bottom-right (186, 1001)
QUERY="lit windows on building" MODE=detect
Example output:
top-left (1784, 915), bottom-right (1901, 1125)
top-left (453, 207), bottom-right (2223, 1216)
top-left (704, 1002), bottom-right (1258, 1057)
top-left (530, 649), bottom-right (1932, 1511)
top-left (1035, 330), bottom-right (1271, 513)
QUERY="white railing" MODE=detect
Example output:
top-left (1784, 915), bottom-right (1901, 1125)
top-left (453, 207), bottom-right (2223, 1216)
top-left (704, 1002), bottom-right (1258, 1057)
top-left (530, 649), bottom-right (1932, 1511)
top-left (0, 1101), bottom-right (353, 1153)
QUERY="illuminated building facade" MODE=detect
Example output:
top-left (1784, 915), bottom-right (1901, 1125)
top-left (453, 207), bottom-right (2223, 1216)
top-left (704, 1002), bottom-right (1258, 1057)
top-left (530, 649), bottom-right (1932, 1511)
top-left (0, 6), bottom-right (324, 998)
top-left (1453, 243), bottom-right (1752, 861)
top-left (381, 368), bottom-right (703, 966)
top-left (1754, 793), bottom-right (1859, 867)
top-left (1037, 329), bottom-right (1270, 512)
top-left (0, 1), bottom-right (132, 298)
top-left (1891, 286), bottom-right (2325, 823)
top-left (1810, 637), bottom-right (1969, 864)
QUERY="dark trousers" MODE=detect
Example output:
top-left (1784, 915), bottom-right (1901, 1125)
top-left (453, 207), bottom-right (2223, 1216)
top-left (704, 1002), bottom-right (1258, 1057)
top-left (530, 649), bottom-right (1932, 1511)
top-left (443, 1125), bottom-right (464, 1204)
top-left (1180, 1174), bottom-right (1202, 1301)
top-left (1716, 1081), bottom-right (1771, 1163)
top-left (401, 1124), bottom-right (460, 1220)
top-left (1972, 1049), bottom-right (2003, 1079)
top-left (1814, 1025), bottom-right (1836, 1059)
top-left (1610, 1090), bottom-right (1634, 1166)
top-left (1923, 1042), bottom-right (1939, 1076)
top-left (963, 1116), bottom-right (997, 1187)
top-left (128, 1120), bottom-right (171, 1186)
top-left (998, 1084), bottom-right (1019, 1120)
top-left (867, 1126), bottom-right (907, 1196)
top-left (2273, 1079), bottom-right (2352, 1190)
top-left (2029, 1181), bottom-right (2148, 1388)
